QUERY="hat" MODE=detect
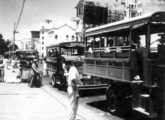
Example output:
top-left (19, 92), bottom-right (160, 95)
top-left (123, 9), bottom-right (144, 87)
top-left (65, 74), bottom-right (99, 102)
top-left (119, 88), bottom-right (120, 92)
top-left (33, 59), bottom-right (37, 62)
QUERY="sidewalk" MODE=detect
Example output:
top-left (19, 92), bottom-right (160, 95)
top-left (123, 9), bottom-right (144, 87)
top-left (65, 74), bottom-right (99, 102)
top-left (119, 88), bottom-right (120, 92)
top-left (4, 66), bottom-right (21, 83)
top-left (0, 65), bottom-right (117, 120)
top-left (0, 67), bottom-right (84, 120)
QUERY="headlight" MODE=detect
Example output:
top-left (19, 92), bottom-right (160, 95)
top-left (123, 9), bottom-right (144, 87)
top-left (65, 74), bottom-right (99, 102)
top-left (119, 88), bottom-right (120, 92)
top-left (134, 75), bottom-right (140, 80)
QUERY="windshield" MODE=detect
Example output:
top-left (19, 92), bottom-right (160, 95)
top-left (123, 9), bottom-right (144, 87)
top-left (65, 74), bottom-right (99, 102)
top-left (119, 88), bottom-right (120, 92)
top-left (61, 47), bottom-right (84, 56)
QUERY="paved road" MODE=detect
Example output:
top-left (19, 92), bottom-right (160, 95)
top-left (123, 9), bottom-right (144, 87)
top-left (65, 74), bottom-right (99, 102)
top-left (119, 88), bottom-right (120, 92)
top-left (0, 67), bottom-right (119, 120)
top-left (0, 65), bottom-right (147, 120)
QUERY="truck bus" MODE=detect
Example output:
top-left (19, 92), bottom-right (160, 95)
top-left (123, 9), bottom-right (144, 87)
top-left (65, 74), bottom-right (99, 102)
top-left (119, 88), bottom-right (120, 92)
top-left (46, 41), bottom-right (84, 87)
top-left (15, 49), bottom-right (39, 82)
top-left (46, 41), bottom-right (109, 90)
top-left (83, 11), bottom-right (165, 119)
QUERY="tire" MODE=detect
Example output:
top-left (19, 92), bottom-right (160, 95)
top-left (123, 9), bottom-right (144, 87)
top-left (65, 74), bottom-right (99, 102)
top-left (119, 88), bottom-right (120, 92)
top-left (51, 74), bottom-right (57, 87)
top-left (106, 88), bottom-right (118, 113)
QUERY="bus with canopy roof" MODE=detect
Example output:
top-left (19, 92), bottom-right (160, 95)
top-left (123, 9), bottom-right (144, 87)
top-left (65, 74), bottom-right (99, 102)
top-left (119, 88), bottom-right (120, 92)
top-left (46, 41), bottom-right (85, 87)
top-left (84, 11), bottom-right (165, 119)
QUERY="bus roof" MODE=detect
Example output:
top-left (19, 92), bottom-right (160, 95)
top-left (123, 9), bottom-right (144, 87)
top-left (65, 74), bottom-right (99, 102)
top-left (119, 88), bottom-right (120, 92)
top-left (47, 41), bottom-right (85, 48)
top-left (85, 11), bottom-right (165, 37)
top-left (16, 49), bottom-right (37, 52)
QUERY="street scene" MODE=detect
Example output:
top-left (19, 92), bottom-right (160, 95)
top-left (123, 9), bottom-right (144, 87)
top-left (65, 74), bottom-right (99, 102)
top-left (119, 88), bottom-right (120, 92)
top-left (0, 63), bottom-right (149, 120)
top-left (1, 0), bottom-right (165, 120)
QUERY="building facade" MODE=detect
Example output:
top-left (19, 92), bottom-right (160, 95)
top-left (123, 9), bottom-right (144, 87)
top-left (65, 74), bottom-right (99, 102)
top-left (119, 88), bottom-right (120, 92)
top-left (39, 23), bottom-right (76, 57)
top-left (15, 38), bottom-right (32, 50)
top-left (75, 0), bottom-right (165, 42)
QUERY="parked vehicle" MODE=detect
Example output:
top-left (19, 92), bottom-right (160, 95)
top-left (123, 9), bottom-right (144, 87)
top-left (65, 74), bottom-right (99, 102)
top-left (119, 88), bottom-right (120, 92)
top-left (84, 11), bottom-right (165, 119)
top-left (16, 49), bottom-right (38, 82)
top-left (46, 41), bottom-right (84, 87)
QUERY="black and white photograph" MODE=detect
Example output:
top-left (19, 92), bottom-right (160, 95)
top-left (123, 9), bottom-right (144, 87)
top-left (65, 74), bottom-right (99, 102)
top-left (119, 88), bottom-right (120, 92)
top-left (0, 0), bottom-right (165, 120)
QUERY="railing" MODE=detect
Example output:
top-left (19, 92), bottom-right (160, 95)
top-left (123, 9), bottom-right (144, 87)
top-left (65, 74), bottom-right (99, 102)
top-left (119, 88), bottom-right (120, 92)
top-left (46, 56), bottom-right (58, 63)
top-left (85, 45), bottom-right (130, 59)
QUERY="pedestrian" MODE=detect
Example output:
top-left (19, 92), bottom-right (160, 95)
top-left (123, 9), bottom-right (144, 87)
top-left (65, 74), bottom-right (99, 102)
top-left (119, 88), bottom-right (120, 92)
top-left (11, 58), bottom-right (16, 72)
top-left (43, 58), bottom-right (48, 77)
top-left (0, 59), bottom-right (5, 82)
top-left (29, 59), bottom-right (41, 87)
top-left (66, 61), bottom-right (82, 120)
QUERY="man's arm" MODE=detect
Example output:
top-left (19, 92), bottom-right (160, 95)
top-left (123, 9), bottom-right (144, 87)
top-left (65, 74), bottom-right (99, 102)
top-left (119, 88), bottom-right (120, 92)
top-left (32, 64), bottom-right (39, 73)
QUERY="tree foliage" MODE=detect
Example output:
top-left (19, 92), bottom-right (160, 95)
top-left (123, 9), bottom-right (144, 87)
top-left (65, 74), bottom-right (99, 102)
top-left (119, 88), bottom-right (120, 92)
top-left (0, 33), bottom-right (19, 55)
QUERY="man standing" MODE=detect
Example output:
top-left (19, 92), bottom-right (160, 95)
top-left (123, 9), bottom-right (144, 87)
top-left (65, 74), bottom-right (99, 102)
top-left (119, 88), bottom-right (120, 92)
top-left (0, 59), bottom-right (5, 82)
top-left (43, 58), bottom-right (48, 77)
top-left (29, 59), bottom-right (41, 87)
top-left (66, 61), bottom-right (82, 120)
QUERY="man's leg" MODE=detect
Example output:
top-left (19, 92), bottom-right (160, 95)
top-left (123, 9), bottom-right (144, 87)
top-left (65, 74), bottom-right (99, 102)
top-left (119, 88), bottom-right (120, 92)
top-left (29, 74), bottom-right (36, 87)
top-left (68, 93), bottom-right (78, 120)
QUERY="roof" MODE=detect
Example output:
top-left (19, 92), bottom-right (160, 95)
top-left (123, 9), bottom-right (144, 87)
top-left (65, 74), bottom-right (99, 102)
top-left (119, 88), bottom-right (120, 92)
top-left (49, 24), bottom-right (75, 32)
top-left (85, 11), bottom-right (165, 37)
top-left (47, 41), bottom-right (85, 48)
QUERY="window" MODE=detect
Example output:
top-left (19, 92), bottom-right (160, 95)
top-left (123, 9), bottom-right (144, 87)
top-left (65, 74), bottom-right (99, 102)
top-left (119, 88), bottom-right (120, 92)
top-left (66, 35), bottom-right (69, 40)
top-left (42, 31), bottom-right (44, 34)
top-left (42, 47), bottom-right (44, 50)
top-left (42, 37), bottom-right (44, 39)
top-left (72, 35), bottom-right (74, 40)
top-left (55, 35), bottom-right (58, 39)
top-left (42, 42), bottom-right (44, 44)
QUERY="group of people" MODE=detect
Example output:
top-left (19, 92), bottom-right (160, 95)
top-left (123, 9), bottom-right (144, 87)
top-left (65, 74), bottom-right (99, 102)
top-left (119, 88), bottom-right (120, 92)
top-left (1, 54), bottom-right (81, 120)
top-left (0, 57), bottom-right (19, 82)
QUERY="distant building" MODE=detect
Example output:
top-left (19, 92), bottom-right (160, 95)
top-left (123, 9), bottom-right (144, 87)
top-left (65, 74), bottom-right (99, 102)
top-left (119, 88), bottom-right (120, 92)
top-left (39, 27), bottom-right (50, 58)
top-left (75, 0), bottom-right (126, 41)
top-left (39, 23), bottom-right (76, 57)
top-left (31, 31), bottom-right (40, 52)
top-left (125, 0), bottom-right (165, 18)
top-left (15, 38), bottom-right (31, 50)
top-left (75, 0), bottom-right (165, 42)
top-left (48, 24), bottom-right (76, 44)
top-left (136, 0), bottom-right (165, 15)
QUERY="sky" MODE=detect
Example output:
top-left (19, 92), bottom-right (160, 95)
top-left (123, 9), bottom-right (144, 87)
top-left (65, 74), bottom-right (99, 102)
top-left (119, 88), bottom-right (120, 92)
top-left (0, 0), bottom-right (80, 40)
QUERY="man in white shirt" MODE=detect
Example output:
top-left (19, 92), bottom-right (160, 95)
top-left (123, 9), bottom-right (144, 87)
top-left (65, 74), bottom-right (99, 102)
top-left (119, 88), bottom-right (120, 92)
top-left (66, 61), bottom-right (82, 120)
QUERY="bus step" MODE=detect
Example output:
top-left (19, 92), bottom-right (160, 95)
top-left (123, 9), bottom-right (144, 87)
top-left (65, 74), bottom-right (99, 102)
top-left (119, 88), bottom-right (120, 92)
top-left (133, 107), bottom-right (157, 118)
top-left (140, 94), bottom-right (150, 111)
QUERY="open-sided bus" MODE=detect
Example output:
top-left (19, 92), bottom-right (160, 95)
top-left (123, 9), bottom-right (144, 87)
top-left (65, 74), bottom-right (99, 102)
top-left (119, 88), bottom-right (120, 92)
top-left (46, 41), bottom-right (85, 87)
top-left (84, 11), bottom-right (165, 119)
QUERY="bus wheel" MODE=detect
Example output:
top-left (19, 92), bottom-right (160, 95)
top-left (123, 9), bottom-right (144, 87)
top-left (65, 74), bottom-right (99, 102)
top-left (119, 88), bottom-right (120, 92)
top-left (51, 75), bottom-right (57, 87)
top-left (106, 88), bottom-right (118, 113)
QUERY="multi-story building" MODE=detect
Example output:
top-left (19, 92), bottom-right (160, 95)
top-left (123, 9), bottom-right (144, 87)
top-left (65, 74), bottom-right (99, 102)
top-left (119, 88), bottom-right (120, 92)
top-left (125, 0), bottom-right (165, 18)
top-left (40, 27), bottom-right (50, 57)
top-left (31, 31), bottom-right (40, 54)
top-left (136, 0), bottom-right (165, 15)
top-left (48, 24), bottom-right (76, 45)
top-left (39, 22), bottom-right (76, 57)
top-left (15, 38), bottom-right (31, 50)
top-left (75, 0), bottom-right (165, 42)
top-left (75, 0), bottom-right (126, 41)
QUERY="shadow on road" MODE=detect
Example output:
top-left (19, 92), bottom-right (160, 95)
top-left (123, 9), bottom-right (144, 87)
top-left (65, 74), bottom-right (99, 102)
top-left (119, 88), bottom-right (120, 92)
top-left (79, 89), bottom-right (106, 97)
top-left (47, 81), bottom-right (151, 120)
top-left (48, 83), bottom-right (67, 92)
top-left (87, 100), bottom-right (150, 120)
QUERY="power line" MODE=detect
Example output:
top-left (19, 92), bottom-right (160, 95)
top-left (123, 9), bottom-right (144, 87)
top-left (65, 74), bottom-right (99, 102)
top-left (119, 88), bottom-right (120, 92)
top-left (15, 0), bottom-right (26, 31)
top-left (12, 0), bottom-right (26, 58)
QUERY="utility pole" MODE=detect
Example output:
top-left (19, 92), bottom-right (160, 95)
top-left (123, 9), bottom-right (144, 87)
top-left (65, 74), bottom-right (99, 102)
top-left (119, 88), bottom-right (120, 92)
top-left (12, 22), bottom-right (16, 59)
